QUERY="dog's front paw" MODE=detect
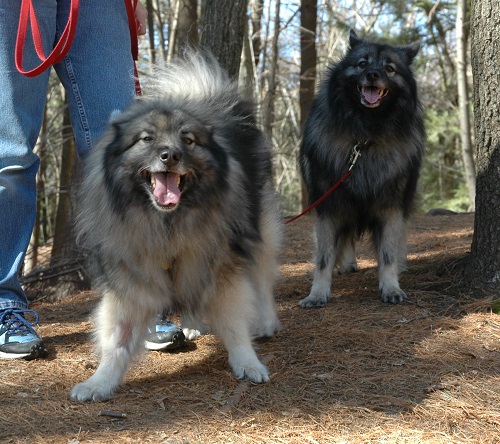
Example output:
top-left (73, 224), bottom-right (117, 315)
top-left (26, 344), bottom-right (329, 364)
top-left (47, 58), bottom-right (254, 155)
top-left (71, 379), bottom-right (116, 402)
top-left (299, 292), bottom-right (330, 308)
top-left (182, 327), bottom-right (204, 340)
top-left (380, 288), bottom-right (406, 304)
top-left (231, 359), bottom-right (270, 383)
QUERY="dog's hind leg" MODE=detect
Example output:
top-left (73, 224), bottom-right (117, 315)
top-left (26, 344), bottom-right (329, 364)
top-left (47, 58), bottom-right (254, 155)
top-left (181, 312), bottom-right (209, 340)
top-left (70, 291), bottom-right (151, 401)
top-left (209, 274), bottom-right (270, 383)
top-left (336, 234), bottom-right (358, 274)
top-left (249, 200), bottom-right (282, 338)
top-left (374, 210), bottom-right (407, 304)
top-left (300, 216), bottom-right (338, 308)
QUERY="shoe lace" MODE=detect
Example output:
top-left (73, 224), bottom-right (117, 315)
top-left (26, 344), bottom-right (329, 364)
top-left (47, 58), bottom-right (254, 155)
top-left (0, 309), bottom-right (40, 335)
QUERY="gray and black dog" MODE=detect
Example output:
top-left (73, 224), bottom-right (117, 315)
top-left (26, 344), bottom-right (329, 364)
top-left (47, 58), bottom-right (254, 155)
top-left (300, 30), bottom-right (425, 307)
top-left (71, 51), bottom-right (282, 402)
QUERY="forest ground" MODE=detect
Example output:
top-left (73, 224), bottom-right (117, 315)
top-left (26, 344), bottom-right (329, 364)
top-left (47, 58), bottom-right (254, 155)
top-left (2, 212), bottom-right (499, 444)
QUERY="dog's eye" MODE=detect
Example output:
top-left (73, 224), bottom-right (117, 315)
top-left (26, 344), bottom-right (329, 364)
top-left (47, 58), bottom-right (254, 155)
top-left (181, 131), bottom-right (196, 146)
top-left (385, 65), bottom-right (395, 73)
top-left (142, 136), bottom-right (154, 142)
top-left (358, 60), bottom-right (368, 68)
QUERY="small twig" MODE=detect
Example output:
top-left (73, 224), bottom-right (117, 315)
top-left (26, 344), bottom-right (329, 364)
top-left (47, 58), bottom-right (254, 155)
top-left (21, 266), bottom-right (83, 284)
top-left (98, 410), bottom-right (127, 419)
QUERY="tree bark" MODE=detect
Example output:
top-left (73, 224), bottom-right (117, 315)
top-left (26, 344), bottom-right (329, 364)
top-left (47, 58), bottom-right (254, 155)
top-left (262, 0), bottom-right (280, 135)
top-left (467, 0), bottom-right (500, 290)
top-left (456, 0), bottom-right (476, 211)
top-left (250, 0), bottom-right (264, 67)
top-left (175, 0), bottom-right (199, 54)
top-left (145, 0), bottom-right (156, 64)
top-left (50, 95), bottom-right (76, 267)
top-left (299, 0), bottom-right (317, 210)
top-left (201, 0), bottom-right (248, 79)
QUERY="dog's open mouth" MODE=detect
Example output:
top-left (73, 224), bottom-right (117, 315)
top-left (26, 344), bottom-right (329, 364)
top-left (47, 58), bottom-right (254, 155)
top-left (359, 86), bottom-right (389, 108)
top-left (142, 171), bottom-right (187, 210)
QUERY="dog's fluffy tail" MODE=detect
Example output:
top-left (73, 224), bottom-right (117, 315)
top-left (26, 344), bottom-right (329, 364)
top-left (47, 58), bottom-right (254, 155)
top-left (141, 49), bottom-right (238, 111)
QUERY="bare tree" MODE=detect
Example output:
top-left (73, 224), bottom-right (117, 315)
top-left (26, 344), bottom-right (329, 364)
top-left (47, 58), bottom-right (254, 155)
top-left (50, 94), bottom-right (76, 267)
top-left (262, 0), bottom-right (280, 134)
top-left (250, 0), bottom-right (264, 67)
top-left (467, 0), bottom-right (500, 290)
top-left (456, 0), bottom-right (476, 211)
top-left (177, 0), bottom-right (199, 49)
top-left (145, 0), bottom-right (157, 64)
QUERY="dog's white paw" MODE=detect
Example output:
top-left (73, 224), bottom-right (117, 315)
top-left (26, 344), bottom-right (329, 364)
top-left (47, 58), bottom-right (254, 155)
top-left (231, 359), bottom-right (270, 383)
top-left (299, 291), bottom-right (330, 308)
top-left (71, 379), bottom-right (116, 402)
top-left (182, 327), bottom-right (203, 340)
top-left (380, 288), bottom-right (406, 304)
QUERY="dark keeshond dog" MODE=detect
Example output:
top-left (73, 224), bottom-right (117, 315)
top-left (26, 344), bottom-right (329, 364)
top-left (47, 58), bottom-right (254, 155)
top-left (71, 51), bottom-right (282, 402)
top-left (299, 30), bottom-right (424, 308)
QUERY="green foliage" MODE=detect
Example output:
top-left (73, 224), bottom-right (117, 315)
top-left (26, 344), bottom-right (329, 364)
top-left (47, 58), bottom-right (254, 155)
top-left (420, 108), bottom-right (471, 212)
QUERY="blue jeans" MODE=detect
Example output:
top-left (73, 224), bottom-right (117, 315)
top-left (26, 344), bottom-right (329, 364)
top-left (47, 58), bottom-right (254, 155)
top-left (0, 0), bottom-right (137, 310)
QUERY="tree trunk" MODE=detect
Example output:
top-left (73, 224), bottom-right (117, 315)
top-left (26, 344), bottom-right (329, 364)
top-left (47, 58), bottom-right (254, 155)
top-left (250, 0), bottom-right (264, 67)
top-left (262, 0), bottom-right (280, 135)
top-left (145, 0), bottom-right (156, 64)
top-left (456, 0), bottom-right (476, 211)
top-left (201, 0), bottom-right (248, 79)
top-left (176, 0), bottom-right (198, 54)
top-left (467, 0), bottom-right (500, 290)
top-left (50, 96), bottom-right (76, 266)
top-left (25, 108), bottom-right (49, 273)
top-left (299, 0), bottom-right (317, 210)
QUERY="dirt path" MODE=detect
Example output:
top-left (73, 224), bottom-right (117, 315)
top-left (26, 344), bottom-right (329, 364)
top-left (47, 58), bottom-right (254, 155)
top-left (2, 212), bottom-right (499, 444)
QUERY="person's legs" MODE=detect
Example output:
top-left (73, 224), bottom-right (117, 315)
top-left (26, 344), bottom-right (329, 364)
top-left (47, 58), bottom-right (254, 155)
top-left (0, 0), bottom-right (56, 358)
top-left (54, 0), bottom-right (136, 159)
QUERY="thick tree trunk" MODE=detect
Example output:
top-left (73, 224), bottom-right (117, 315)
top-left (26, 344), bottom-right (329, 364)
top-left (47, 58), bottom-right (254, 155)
top-left (299, 0), bottom-right (317, 210)
top-left (201, 0), bottom-right (248, 79)
top-left (467, 0), bottom-right (500, 290)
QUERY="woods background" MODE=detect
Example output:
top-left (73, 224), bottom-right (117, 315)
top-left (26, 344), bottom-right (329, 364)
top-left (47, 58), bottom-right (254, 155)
top-left (22, 0), bottom-right (498, 298)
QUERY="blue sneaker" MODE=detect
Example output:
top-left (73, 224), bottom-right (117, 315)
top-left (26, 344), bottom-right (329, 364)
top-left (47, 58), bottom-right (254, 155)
top-left (145, 316), bottom-right (186, 351)
top-left (0, 309), bottom-right (47, 360)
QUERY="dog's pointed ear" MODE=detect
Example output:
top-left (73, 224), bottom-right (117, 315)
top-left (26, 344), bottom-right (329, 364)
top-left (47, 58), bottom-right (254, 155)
top-left (349, 29), bottom-right (362, 48)
top-left (403, 41), bottom-right (421, 63)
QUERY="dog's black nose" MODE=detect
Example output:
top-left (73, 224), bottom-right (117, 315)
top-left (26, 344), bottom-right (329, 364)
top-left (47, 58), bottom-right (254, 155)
top-left (159, 148), bottom-right (181, 167)
top-left (366, 70), bottom-right (380, 81)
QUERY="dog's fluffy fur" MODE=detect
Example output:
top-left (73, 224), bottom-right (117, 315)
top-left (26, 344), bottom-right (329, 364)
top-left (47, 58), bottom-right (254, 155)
top-left (299, 30), bottom-right (425, 308)
top-left (71, 51), bottom-right (282, 402)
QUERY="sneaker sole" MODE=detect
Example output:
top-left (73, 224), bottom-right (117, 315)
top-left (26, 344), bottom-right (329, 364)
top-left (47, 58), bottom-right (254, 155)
top-left (144, 340), bottom-right (185, 351)
top-left (0, 343), bottom-right (47, 360)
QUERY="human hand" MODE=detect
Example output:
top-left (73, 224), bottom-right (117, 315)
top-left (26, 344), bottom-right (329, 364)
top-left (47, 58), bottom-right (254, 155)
top-left (134, 1), bottom-right (147, 36)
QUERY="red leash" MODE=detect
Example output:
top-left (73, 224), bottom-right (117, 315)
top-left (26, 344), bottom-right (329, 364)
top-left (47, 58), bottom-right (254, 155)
top-left (15, 0), bottom-right (142, 94)
top-left (125, 0), bottom-right (142, 96)
top-left (15, 0), bottom-right (80, 77)
top-left (285, 143), bottom-right (363, 224)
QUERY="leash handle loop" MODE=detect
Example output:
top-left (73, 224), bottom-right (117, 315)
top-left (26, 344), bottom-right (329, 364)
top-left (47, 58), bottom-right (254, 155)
top-left (15, 0), bottom-right (142, 95)
top-left (15, 0), bottom-right (80, 77)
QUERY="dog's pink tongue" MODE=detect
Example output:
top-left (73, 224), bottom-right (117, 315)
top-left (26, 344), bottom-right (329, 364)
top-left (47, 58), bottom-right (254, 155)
top-left (363, 87), bottom-right (380, 104)
top-left (152, 172), bottom-right (180, 206)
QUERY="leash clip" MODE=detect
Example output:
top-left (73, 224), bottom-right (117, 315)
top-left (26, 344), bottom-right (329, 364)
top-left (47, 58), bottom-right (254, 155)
top-left (348, 144), bottom-right (362, 171)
